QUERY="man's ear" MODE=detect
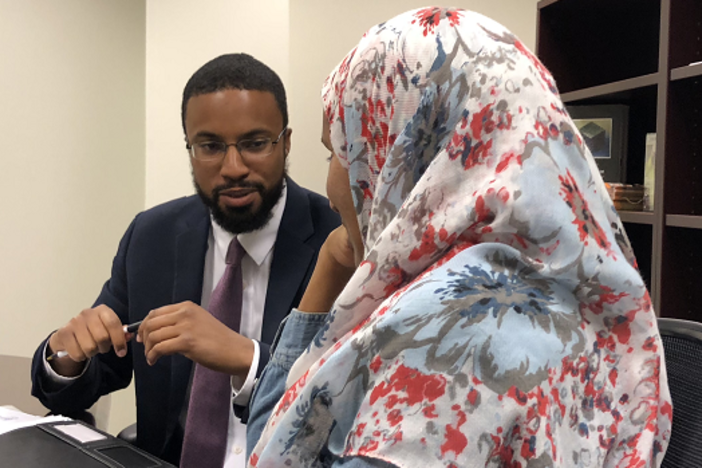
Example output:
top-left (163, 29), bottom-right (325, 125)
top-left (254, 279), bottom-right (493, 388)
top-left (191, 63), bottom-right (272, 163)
top-left (284, 127), bottom-right (292, 156)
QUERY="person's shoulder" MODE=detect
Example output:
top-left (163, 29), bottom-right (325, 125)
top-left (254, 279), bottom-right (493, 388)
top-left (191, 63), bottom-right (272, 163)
top-left (286, 178), bottom-right (339, 224)
top-left (303, 187), bottom-right (332, 211)
top-left (133, 195), bottom-right (208, 228)
top-left (142, 195), bottom-right (204, 215)
top-left (114, 196), bottom-right (208, 254)
top-left (286, 178), bottom-right (330, 210)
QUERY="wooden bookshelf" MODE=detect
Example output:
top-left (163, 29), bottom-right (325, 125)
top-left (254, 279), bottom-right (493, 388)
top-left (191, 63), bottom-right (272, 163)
top-left (666, 215), bottom-right (702, 230)
top-left (671, 62), bottom-right (702, 82)
top-left (537, 0), bottom-right (702, 321)
top-left (620, 211), bottom-right (655, 225)
top-left (559, 74), bottom-right (661, 103)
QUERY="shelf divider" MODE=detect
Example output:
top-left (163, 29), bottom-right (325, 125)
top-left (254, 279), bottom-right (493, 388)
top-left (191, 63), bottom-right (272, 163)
top-left (560, 73), bottom-right (661, 103)
top-left (671, 62), bottom-right (702, 81)
top-left (666, 215), bottom-right (702, 230)
top-left (619, 211), bottom-right (655, 225)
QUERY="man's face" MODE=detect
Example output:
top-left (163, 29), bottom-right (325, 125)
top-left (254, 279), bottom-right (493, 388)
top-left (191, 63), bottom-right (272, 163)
top-left (185, 89), bottom-right (290, 234)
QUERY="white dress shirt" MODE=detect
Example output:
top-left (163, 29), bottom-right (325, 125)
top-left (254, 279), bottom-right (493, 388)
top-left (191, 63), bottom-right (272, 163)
top-left (44, 184), bottom-right (287, 468)
top-left (203, 184), bottom-right (286, 467)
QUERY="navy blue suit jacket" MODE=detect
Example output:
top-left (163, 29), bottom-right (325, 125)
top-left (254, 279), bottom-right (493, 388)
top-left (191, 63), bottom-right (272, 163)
top-left (30, 178), bottom-right (339, 464)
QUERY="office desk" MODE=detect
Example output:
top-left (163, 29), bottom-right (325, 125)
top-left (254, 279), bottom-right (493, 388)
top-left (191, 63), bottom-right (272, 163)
top-left (0, 353), bottom-right (159, 468)
top-left (0, 415), bottom-right (175, 468)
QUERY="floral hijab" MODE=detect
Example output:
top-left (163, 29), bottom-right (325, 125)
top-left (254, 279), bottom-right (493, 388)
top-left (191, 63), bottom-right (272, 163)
top-left (251, 8), bottom-right (671, 467)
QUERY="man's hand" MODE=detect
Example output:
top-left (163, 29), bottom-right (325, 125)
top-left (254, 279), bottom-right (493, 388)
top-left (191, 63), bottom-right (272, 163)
top-left (48, 305), bottom-right (129, 377)
top-left (137, 301), bottom-right (254, 376)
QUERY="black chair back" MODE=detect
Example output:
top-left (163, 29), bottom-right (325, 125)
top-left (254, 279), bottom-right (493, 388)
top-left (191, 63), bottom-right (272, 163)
top-left (658, 317), bottom-right (702, 468)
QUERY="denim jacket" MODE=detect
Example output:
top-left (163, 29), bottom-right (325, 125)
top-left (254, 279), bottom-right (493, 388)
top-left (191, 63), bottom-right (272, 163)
top-left (246, 309), bottom-right (395, 468)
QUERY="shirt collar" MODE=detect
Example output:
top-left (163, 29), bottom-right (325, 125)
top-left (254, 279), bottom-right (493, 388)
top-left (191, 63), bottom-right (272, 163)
top-left (210, 182), bottom-right (287, 266)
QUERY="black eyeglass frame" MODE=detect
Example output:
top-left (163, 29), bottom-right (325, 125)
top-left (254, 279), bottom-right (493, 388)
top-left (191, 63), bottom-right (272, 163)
top-left (186, 127), bottom-right (288, 162)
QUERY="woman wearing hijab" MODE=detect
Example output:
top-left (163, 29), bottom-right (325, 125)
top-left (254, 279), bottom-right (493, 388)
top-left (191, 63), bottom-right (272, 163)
top-left (247, 7), bottom-right (671, 467)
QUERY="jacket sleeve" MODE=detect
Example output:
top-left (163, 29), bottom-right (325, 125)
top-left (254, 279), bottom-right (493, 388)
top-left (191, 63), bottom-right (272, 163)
top-left (245, 311), bottom-right (398, 467)
top-left (245, 310), bottom-right (328, 456)
top-left (30, 217), bottom-right (139, 414)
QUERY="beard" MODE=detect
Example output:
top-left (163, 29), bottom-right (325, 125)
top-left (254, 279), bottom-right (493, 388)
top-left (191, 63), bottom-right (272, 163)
top-left (194, 171), bottom-right (286, 234)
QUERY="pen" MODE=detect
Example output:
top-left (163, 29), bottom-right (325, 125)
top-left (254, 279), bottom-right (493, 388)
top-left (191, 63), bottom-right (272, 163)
top-left (46, 320), bottom-right (143, 361)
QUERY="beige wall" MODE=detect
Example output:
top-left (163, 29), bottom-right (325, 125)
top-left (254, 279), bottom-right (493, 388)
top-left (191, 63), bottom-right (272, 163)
top-left (144, 0), bottom-right (290, 209)
top-left (144, 0), bottom-right (540, 201)
top-left (0, 0), bottom-right (146, 353)
top-left (287, 1), bottom-right (540, 195)
top-left (0, 0), bottom-right (146, 433)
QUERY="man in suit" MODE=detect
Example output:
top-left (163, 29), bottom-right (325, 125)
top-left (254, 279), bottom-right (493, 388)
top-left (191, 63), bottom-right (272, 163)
top-left (30, 54), bottom-right (339, 467)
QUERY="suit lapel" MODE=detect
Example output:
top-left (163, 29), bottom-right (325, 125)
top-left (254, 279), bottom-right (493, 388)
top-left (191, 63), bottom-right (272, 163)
top-left (160, 185), bottom-right (319, 441)
top-left (261, 180), bottom-right (316, 342)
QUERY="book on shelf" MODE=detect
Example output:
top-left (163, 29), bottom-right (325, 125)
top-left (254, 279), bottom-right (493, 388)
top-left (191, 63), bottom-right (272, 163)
top-left (644, 133), bottom-right (656, 211)
top-left (606, 183), bottom-right (646, 212)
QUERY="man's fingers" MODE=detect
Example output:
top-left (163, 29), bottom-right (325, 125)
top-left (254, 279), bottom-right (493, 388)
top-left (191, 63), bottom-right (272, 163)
top-left (97, 309), bottom-right (129, 357)
top-left (60, 332), bottom-right (89, 362)
top-left (144, 303), bottom-right (183, 319)
top-left (143, 324), bottom-right (183, 351)
top-left (144, 331), bottom-right (186, 366)
top-left (65, 306), bottom-right (129, 358)
top-left (84, 313), bottom-right (113, 354)
top-left (81, 307), bottom-right (124, 357)
top-left (71, 320), bottom-right (101, 359)
top-left (139, 304), bottom-right (190, 344)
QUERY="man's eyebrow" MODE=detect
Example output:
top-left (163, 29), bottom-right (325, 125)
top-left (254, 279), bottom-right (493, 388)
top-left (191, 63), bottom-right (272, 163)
top-left (192, 131), bottom-right (223, 141)
top-left (192, 129), bottom-right (273, 141)
top-left (239, 129), bottom-right (273, 139)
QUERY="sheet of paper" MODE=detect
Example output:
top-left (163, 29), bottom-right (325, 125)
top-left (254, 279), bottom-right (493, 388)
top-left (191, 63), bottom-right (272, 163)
top-left (0, 406), bottom-right (71, 436)
top-left (53, 422), bottom-right (107, 443)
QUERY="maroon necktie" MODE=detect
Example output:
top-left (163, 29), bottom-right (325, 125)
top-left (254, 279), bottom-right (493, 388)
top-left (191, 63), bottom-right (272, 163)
top-left (180, 238), bottom-right (245, 468)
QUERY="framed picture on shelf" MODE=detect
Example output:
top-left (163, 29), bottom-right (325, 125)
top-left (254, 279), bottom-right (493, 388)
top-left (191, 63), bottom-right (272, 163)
top-left (567, 104), bottom-right (629, 183)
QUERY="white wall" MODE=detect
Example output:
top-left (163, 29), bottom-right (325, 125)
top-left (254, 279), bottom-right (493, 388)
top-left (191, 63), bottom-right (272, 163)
top-left (287, 1), bottom-right (541, 195)
top-left (144, 0), bottom-right (290, 208)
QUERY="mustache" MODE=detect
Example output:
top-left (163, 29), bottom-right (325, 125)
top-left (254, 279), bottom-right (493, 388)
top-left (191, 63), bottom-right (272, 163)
top-left (212, 180), bottom-right (265, 197)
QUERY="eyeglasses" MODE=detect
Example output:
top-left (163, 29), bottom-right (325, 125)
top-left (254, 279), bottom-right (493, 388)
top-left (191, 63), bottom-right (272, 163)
top-left (187, 127), bottom-right (287, 163)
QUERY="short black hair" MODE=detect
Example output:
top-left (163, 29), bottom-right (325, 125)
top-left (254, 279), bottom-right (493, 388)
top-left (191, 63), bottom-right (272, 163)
top-left (181, 53), bottom-right (288, 135)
